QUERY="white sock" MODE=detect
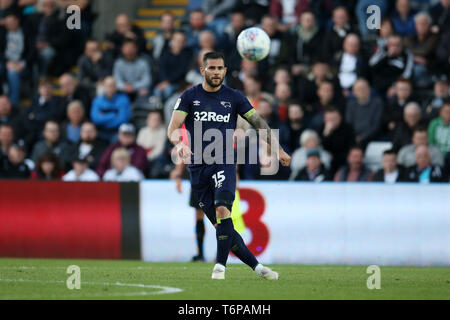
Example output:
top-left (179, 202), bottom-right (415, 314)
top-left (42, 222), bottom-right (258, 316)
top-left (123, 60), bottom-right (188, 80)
top-left (213, 263), bottom-right (225, 272)
top-left (254, 263), bottom-right (264, 276)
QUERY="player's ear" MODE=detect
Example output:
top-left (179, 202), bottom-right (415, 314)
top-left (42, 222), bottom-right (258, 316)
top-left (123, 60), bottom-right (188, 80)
top-left (200, 66), bottom-right (205, 75)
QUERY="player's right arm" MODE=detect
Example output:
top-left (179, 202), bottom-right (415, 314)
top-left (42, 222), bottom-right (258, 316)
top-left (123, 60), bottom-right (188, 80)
top-left (167, 95), bottom-right (193, 161)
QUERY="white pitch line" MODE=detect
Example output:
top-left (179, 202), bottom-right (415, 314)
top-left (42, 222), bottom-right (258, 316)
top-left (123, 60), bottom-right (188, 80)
top-left (0, 278), bottom-right (183, 299)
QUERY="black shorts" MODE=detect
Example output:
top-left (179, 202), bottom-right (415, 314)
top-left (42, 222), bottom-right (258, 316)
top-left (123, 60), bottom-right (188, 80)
top-left (189, 188), bottom-right (201, 209)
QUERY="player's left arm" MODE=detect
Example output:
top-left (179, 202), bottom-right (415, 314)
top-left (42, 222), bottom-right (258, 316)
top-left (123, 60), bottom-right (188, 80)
top-left (244, 110), bottom-right (291, 167)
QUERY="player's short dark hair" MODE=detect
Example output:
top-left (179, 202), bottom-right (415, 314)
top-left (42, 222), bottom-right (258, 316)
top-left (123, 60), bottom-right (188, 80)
top-left (383, 149), bottom-right (396, 156)
top-left (202, 51), bottom-right (225, 66)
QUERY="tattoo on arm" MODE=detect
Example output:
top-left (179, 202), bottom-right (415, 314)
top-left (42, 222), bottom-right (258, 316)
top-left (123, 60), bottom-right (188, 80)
top-left (245, 112), bottom-right (280, 152)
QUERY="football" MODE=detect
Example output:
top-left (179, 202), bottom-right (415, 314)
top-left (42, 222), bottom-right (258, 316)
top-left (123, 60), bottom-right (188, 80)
top-left (236, 27), bottom-right (271, 62)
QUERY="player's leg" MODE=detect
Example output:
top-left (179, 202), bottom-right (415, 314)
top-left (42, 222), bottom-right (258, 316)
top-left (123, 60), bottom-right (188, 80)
top-left (189, 189), bottom-right (205, 262)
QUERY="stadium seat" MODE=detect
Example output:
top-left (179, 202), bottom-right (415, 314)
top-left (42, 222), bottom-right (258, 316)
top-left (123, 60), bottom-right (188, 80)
top-left (364, 141), bottom-right (393, 171)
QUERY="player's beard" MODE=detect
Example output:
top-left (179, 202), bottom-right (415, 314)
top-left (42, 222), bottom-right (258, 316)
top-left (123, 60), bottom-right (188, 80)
top-left (205, 74), bottom-right (224, 88)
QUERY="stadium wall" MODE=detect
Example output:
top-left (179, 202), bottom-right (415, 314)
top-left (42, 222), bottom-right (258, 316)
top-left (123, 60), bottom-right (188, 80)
top-left (1, 181), bottom-right (449, 266)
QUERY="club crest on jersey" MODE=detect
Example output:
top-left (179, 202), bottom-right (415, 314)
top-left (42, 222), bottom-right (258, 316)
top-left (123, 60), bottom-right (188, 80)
top-left (193, 100), bottom-right (201, 106)
top-left (220, 101), bottom-right (231, 108)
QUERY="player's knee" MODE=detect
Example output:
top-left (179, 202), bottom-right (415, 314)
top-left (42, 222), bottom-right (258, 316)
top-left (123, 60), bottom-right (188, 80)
top-left (195, 208), bottom-right (204, 220)
top-left (215, 206), bottom-right (230, 219)
top-left (214, 191), bottom-right (234, 213)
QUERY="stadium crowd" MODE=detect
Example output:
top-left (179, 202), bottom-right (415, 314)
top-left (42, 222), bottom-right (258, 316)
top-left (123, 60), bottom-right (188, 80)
top-left (0, 0), bottom-right (449, 183)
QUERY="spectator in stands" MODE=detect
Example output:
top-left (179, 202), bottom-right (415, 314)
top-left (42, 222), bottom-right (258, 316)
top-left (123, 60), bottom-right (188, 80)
top-left (234, 0), bottom-right (269, 25)
top-left (239, 98), bottom-right (280, 132)
top-left (150, 12), bottom-right (175, 63)
top-left (198, 30), bottom-right (216, 52)
top-left (391, 0), bottom-right (417, 36)
top-left (58, 73), bottom-right (92, 120)
top-left (30, 120), bottom-right (66, 164)
top-left (136, 110), bottom-right (167, 177)
top-left (290, 129), bottom-right (331, 179)
top-left (202, 0), bottom-right (237, 36)
top-left (183, 9), bottom-right (212, 54)
top-left (102, 147), bottom-right (144, 182)
top-left (222, 10), bottom-right (246, 76)
top-left (90, 76), bottom-right (131, 143)
top-left (319, 107), bottom-right (356, 175)
top-left (428, 100), bottom-right (450, 157)
top-left (405, 144), bottom-right (447, 182)
top-left (270, 0), bottom-right (304, 30)
top-left (334, 33), bottom-right (368, 92)
top-left (398, 126), bottom-right (444, 167)
top-left (62, 155), bottom-right (99, 182)
top-left (35, 0), bottom-right (69, 76)
top-left (355, 0), bottom-right (389, 40)
top-left (113, 39), bottom-right (151, 101)
top-left (153, 30), bottom-right (192, 101)
top-left (226, 56), bottom-right (258, 91)
top-left (0, 141), bottom-right (30, 179)
top-left (369, 34), bottom-right (414, 95)
top-left (334, 146), bottom-right (374, 182)
top-left (436, 30), bottom-right (450, 76)
top-left (273, 82), bottom-right (292, 123)
top-left (321, 6), bottom-right (356, 64)
top-left (373, 149), bottom-right (407, 183)
top-left (292, 148), bottom-right (331, 182)
top-left (0, 0), bottom-right (21, 26)
top-left (429, 0), bottom-right (450, 34)
top-left (60, 121), bottom-right (108, 171)
top-left (0, 95), bottom-right (28, 145)
top-left (61, 100), bottom-right (85, 144)
top-left (0, 123), bottom-right (14, 160)
top-left (243, 75), bottom-right (274, 110)
top-left (279, 101), bottom-right (305, 154)
top-left (345, 78), bottom-right (384, 149)
top-left (384, 78), bottom-right (415, 135)
top-left (186, 48), bottom-right (212, 86)
top-left (0, 12), bottom-right (35, 107)
top-left (423, 77), bottom-right (450, 121)
top-left (289, 10), bottom-right (323, 77)
top-left (77, 39), bottom-right (114, 94)
top-left (163, 81), bottom-right (192, 127)
top-left (97, 123), bottom-right (147, 178)
top-left (372, 18), bottom-right (394, 52)
top-left (404, 12), bottom-right (440, 88)
top-left (392, 102), bottom-right (424, 150)
top-left (32, 151), bottom-right (62, 180)
top-left (26, 78), bottom-right (62, 141)
top-left (105, 13), bottom-right (147, 58)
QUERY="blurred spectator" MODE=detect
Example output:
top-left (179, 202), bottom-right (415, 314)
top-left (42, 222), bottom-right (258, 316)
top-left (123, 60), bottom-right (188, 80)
top-left (436, 30), bottom-right (450, 76)
top-left (186, 48), bottom-right (212, 86)
top-left (321, 6), bottom-right (356, 64)
top-left (163, 81), bottom-right (192, 127)
top-left (198, 30), bottom-right (216, 51)
top-left (334, 146), bottom-right (374, 182)
top-left (373, 17), bottom-right (395, 51)
top-left (136, 110), bottom-right (167, 177)
top-left (423, 77), bottom-right (449, 121)
top-left (58, 73), bottom-right (92, 120)
top-left (405, 144), bottom-right (447, 182)
top-left (290, 10), bottom-right (323, 77)
top-left (234, 0), bottom-right (270, 25)
top-left (227, 56), bottom-right (258, 91)
top-left (60, 121), bottom-right (108, 171)
top-left (30, 120), bottom-right (66, 164)
top-left (153, 30), bottom-right (192, 101)
top-left (319, 107), bottom-right (356, 175)
top-left (62, 155), bottom-right (99, 182)
top-left (292, 148), bottom-right (331, 182)
top-left (398, 126), bottom-right (444, 167)
top-left (34, 0), bottom-right (70, 76)
top-left (97, 123), bottom-right (147, 178)
top-left (391, 0), bottom-right (417, 36)
top-left (373, 149), bottom-right (407, 183)
top-left (273, 82), bottom-right (292, 122)
top-left (429, 0), bottom-right (450, 34)
top-left (369, 34), bottom-right (414, 95)
top-left (269, 0), bottom-right (302, 29)
top-left (223, 10), bottom-right (246, 75)
top-left (150, 12), bottom-right (175, 63)
top-left (345, 78), bottom-right (384, 148)
top-left (90, 76), bottom-right (131, 143)
top-left (113, 39), bottom-right (151, 100)
top-left (243, 75), bottom-right (274, 110)
top-left (392, 102), bottom-right (424, 150)
top-left (334, 33), bottom-right (368, 91)
top-left (202, 0), bottom-right (237, 35)
top-left (404, 11), bottom-right (440, 88)
top-left (31, 151), bottom-right (62, 180)
top-left (290, 129), bottom-right (331, 179)
top-left (355, 0), bottom-right (388, 40)
top-left (26, 78), bottom-right (62, 141)
top-left (0, 123), bottom-right (13, 160)
top-left (0, 12), bottom-right (35, 107)
top-left (61, 100), bottom-right (85, 144)
top-left (0, 95), bottom-right (28, 144)
top-left (384, 78), bottom-right (415, 135)
top-left (0, 0), bottom-right (21, 25)
top-left (240, 97), bottom-right (280, 132)
top-left (105, 13), bottom-right (147, 58)
top-left (428, 100), bottom-right (450, 157)
top-left (305, 80), bottom-right (341, 130)
top-left (183, 9), bottom-right (212, 54)
top-left (77, 39), bottom-right (114, 93)
top-left (279, 101), bottom-right (304, 153)
top-left (0, 141), bottom-right (30, 178)
top-left (103, 147), bottom-right (144, 182)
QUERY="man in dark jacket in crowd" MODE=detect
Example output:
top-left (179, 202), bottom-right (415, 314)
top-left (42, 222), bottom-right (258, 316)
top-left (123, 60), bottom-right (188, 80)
top-left (293, 148), bottom-right (331, 182)
top-left (405, 145), bottom-right (448, 182)
top-left (373, 149), bottom-right (407, 183)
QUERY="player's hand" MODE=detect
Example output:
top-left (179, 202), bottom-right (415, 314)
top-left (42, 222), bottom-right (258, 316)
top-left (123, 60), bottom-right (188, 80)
top-left (176, 142), bottom-right (193, 163)
top-left (278, 148), bottom-right (291, 167)
top-left (169, 168), bottom-right (183, 193)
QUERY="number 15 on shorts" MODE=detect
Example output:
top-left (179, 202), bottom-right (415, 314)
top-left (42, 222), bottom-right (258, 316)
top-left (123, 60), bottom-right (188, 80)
top-left (213, 171), bottom-right (225, 188)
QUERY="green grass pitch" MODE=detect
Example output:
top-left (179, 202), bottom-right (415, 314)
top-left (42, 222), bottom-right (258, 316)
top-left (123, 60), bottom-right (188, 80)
top-left (0, 258), bottom-right (449, 300)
